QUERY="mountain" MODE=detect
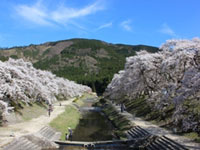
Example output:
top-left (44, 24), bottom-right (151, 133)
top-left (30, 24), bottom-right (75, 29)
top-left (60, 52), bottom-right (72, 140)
top-left (0, 38), bottom-right (159, 94)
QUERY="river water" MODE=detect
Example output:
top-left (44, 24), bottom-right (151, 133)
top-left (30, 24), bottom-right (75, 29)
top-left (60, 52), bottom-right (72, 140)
top-left (72, 97), bottom-right (115, 141)
top-left (72, 109), bottom-right (114, 141)
top-left (58, 97), bottom-right (118, 149)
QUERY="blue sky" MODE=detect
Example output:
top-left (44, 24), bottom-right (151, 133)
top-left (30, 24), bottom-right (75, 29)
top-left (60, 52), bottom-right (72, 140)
top-left (0, 0), bottom-right (199, 47)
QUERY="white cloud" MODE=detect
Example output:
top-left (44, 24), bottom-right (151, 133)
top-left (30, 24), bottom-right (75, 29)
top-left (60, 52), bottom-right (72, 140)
top-left (96, 22), bottom-right (112, 31)
top-left (51, 0), bottom-right (105, 24)
top-left (15, 1), bottom-right (52, 26)
top-left (14, 0), bottom-right (105, 27)
top-left (120, 19), bottom-right (132, 31)
top-left (160, 23), bottom-right (176, 36)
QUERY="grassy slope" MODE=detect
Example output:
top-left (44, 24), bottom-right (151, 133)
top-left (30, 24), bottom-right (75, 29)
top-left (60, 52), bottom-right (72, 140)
top-left (19, 103), bottom-right (48, 121)
top-left (49, 93), bottom-right (94, 140)
top-left (96, 99), bottom-right (132, 139)
top-left (2, 102), bottom-right (48, 125)
top-left (49, 105), bottom-right (81, 140)
top-left (119, 96), bottom-right (200, 142)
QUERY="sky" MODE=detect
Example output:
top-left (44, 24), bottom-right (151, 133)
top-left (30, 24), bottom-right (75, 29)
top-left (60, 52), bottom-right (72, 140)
top-left (0, 0), bottom-right (199, 48)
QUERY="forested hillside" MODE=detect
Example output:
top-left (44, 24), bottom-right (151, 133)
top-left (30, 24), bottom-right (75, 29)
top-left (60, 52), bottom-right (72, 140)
top-left (0, 38), bottom-right (159, 94)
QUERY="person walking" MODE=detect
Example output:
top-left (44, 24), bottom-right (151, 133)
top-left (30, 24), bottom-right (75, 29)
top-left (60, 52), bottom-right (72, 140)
top-left (121, 103), bottom-right (125, 113)
top-left (48, 104), bottom-right (53, 117)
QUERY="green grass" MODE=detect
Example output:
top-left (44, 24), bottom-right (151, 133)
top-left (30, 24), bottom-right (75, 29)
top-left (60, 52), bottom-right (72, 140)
top-left (49, 105), bottom-right (81, 140)
top-left (73, 97), bottom-right (84, 106)
top-left (21, 103), bottom-right (47, 121)
top-left (101, 101), bottom-right (132, 139)
top-left (125, 96), bottom-right (152, 118)
top-left (183, 132), bottom-right (200, 143)
top-left (73, 93), bottom-right (96, 106)
top-left (11, 101), bottom-right (48, 121)
top-left (80, 93), bottom-right (96, 100)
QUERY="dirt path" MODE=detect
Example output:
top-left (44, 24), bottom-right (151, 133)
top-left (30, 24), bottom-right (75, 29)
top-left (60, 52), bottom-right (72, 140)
top-left (132, 117), bottom-right (200, 149)
top-left (0, 98), bottom-right (74, 148)
top-left (113, 104), bottom-right (200, 150)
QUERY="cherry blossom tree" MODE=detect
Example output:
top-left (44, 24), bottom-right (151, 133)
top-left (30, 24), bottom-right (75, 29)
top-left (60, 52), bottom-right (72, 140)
top-left (104, 38), bottom-right (200, 132)
top-left (0, 58), bottom-right (91, 121)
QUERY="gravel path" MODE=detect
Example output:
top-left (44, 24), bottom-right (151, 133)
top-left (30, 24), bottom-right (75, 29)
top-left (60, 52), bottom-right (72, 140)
top-left (0, 98), bottom-right (74, 148)
top-left (113, 104), bottom-right (200, 150)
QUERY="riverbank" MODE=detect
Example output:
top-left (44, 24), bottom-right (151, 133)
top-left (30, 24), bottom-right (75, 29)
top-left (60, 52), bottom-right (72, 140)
top-left (97, 99), bottom-right (133, 139)
top-left (49, 105), bottom-right (81, 140)
top-left (50, 93), bottom-right (117, 142)
top-left (109, 100), bottom-right (200, 150)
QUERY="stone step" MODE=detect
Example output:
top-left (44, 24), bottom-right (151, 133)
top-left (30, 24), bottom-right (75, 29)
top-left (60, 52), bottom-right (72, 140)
top-left (134, 126), bottom-right (148, 136)
top-left (18, 139), bottom-right (40, 150)
top-left (159, 136), bottom-right (188, 150)
top-left (135, 126), bottom-right (150, 135)
top-left (38, 126), bottom-right (49, 135)
top-left (3, 138), bottom-right (18, 149)
top-left (155, 138), bottom-right (175, 150)
top-left (2, 126), bottom-right (60, 150)
top-left (128, 129), bottom-right (139, 138)
top-left (131, 128), bottom-right (144, 137)
top-left (38, 126), bottom-right (59, 141)
top-left (144, 136), bottom-right (189, 150)
top-left (128, 126), bottom-right (150, 138)
top-left (46, 131), bottom-right (55, 139)
top-left (127, 130), bottom-right (135, 138)
top-left (3, 137), bottom-right (40, 150)
top-left (129, 129), bottom-right (140, 138)
top-left (24, 134), bottom-right (59, 149)
top-left (17, 139), bottom-right (34, 150)
top-left (153, 139), bottom-right (172, 150)
top-left (147, 144), bottom-right (156, 150)
top-left (4, 137), bottom-right (26, 150)
top-left (149, 141), bottom-right (164, 150)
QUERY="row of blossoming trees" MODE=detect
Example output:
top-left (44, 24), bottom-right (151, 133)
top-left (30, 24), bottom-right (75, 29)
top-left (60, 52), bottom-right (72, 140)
top-left (0, 59), bottom-right (91, 124)
top-left (104, 38), bottom-right (200, 133)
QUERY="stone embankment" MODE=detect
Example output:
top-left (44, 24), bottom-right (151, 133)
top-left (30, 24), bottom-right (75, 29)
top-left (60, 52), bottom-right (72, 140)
top-left (112, 102), bottom-right (200, 150)
top-left (2, 126), bottom-right (60, 150)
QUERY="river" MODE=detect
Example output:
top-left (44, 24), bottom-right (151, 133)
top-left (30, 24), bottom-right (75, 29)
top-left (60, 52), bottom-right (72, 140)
top-left (58, 96), bottom-right (118, 149)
